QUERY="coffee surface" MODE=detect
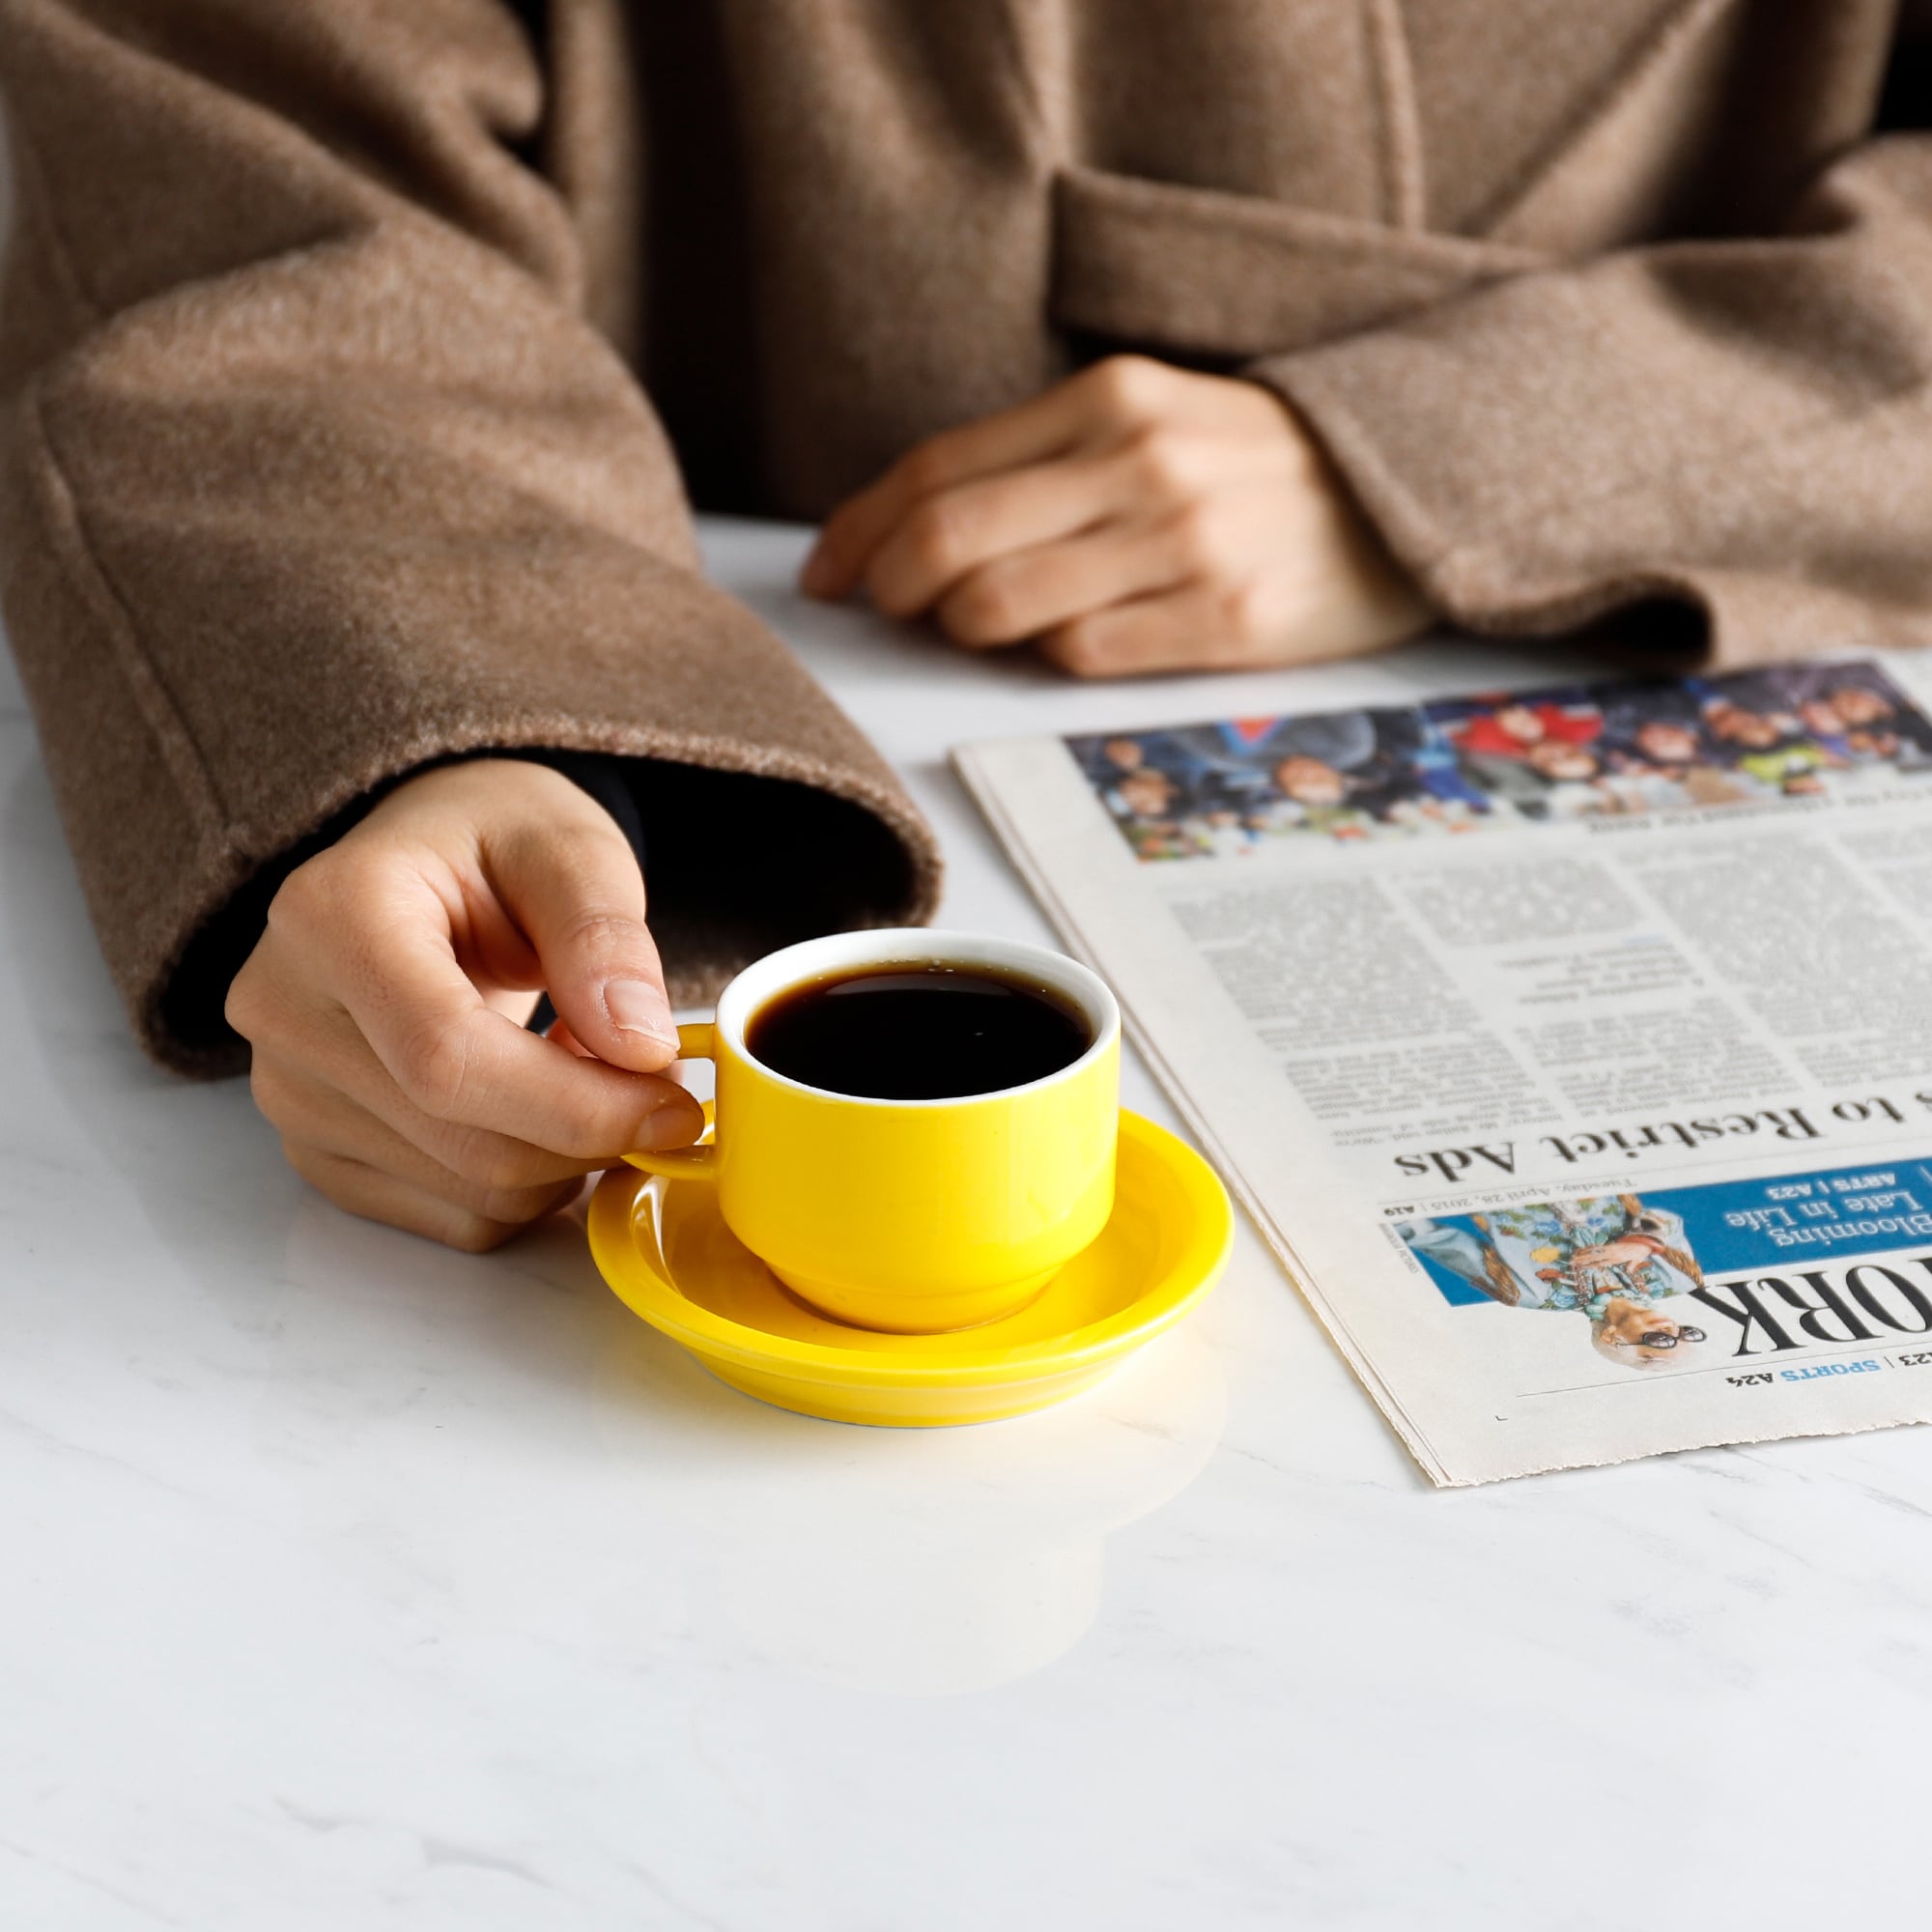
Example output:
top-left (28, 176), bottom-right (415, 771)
top-left (747, 965), bottom-right (1091, 1099)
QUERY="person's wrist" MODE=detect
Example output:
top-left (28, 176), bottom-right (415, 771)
top-left (502, 750), bottom-right (647, 866)
top-left (1260, 384), bottom-right (1435, 639)
top-left (360, 754), bottom-right (581, 830)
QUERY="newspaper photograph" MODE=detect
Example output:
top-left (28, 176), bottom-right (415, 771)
top-left (956, 655), bottom-right (1932, 1484)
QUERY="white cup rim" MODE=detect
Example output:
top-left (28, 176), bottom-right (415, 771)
top-left (712, 928), bottom-right (1120, 1109)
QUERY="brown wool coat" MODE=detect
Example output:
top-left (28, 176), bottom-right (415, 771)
top-left (3, 0), bottom-right (1931, 1073)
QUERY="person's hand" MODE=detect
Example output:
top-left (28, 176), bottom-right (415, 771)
top-left (226, 759), bottom-right (706, 1251)
top-left (800, 355), bottom-right (1431, 676)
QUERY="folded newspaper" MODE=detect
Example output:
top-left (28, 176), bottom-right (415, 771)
top-left (956, 654), bottom-right (1932, 1484)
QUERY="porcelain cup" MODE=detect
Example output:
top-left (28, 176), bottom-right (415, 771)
top-left (624, 929), bottom-right (1121, 1332)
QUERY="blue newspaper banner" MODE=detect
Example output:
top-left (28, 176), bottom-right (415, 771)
top-left (1405, 1159), bottom-right (1932, 1310)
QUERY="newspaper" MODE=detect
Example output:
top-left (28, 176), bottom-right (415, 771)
top-left (955, 654), bottom-right (1932, 1484)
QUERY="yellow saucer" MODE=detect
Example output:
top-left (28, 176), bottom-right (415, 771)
top-left (586, 1110), bottom-right (1233, 1427)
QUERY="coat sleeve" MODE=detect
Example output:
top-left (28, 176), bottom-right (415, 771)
top-left (1249, 35), bottom-right (1932, 670)
top-left (0, 0), bottom-right (941, 1075)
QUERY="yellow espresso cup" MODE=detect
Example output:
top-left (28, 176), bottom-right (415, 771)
top-left (625, 929), bottom-right (1122, 1333)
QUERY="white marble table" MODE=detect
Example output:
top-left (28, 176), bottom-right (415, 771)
top-left (3, 519), bottom-right (1929, 1932)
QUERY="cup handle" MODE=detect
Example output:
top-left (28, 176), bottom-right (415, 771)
top-left (622, 1021), bottom-right (720, 1182)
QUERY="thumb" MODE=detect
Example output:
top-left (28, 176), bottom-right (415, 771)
top-left (489, 806), bottom-right (683, 1074)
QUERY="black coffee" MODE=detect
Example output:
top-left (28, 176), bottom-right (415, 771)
top-left (748, 964), bottom-right (1092, 1100)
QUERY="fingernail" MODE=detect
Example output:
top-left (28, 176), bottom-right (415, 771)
top-left (605, 979), bottom-right (680, 1049)
top-left (639, 1094), bottom-right (706, 1150)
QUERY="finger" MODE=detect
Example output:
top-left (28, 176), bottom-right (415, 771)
top-left (484, 983), bottom-right (545, 1026)
top-left (863, 449), bottom-right (1153, 621)
top-left (802, 382), bottom-right (1100, 599)
top-left (247, 841), bottom-right (701, 1159)
top-left (255, 1056), bottom-right (590, 1217)
top-left (933, 515), bottom-right (1194, 648)
top-left (1039, 582), bottom-right (1279, 680)
top-left (283, 1141), bottom-right (559, 1254)
top-left (248, 985), bottom-right (621, 1185)
top-left (339, 912), bottom-right (705, 1159)
top-left (483, 810), bottom-right (681, 1073)
top-left (544, 1017), bottom-right (595, 1057)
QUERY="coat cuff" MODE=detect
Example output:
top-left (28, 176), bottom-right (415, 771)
top-left (1246, 194), bottom-right (1932, 668)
